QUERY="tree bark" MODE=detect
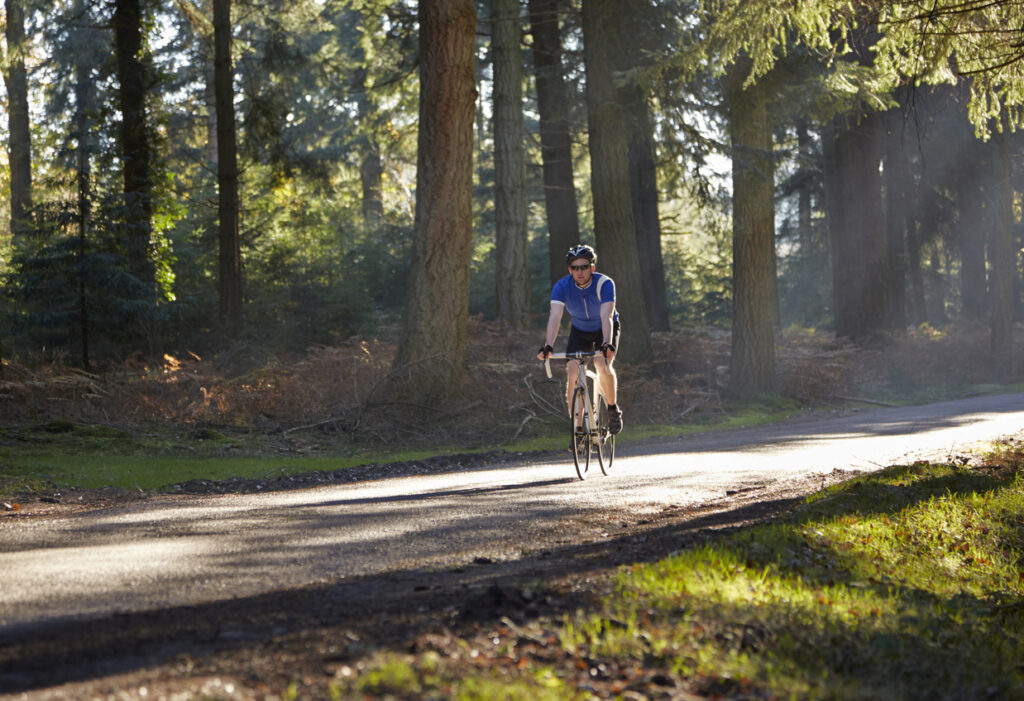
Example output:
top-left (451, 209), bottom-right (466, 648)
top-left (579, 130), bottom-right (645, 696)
top-left (825, 112), bottom-right (890, 342)
top-left (884, 106), bottom-right (909, 333)
top-left (73, 1), bottom-right (95, 370)
top-left (990, 131), bottom-right (1014, 381)
top-left (354, 61), bottom-right (384, 221)
top-left (795, 120), bottom-right (818, 326)
top-left (492, 0), bottom-right (530, 327)
top-left (113, 0), bottom-right (154, 288)
top-left (958, 137), bottom-right (988, 321)
top-left (726, 59), bottom-right (776, 397)
top-left (214, 0), bottom-right (243, 329)
top-left (527, 0), bottom-right (580, 284)
top-left (3, 0), bottom-right (32, 242)
top-left (391, 0), bottom-right (477, 402)
top-left (581, 0), bottom-right (653, 364)
top-left (624, 84), bottom-right (670, 332)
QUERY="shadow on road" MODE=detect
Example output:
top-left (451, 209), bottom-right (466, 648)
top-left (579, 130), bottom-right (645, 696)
top-left (0, 490), bottom-right (805, 694)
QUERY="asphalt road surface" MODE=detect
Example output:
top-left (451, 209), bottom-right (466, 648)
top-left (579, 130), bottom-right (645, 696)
top-left (2, 391), bottom-right (1023, 639)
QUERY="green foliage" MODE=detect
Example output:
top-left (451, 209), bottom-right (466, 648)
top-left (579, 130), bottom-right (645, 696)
top-left (703, 0), bottom-right (1024, 135)
top-left (569, 460), bottom-right (1024, 698)
top-left (5, 0), bottom-right (1021, 368)
top-left (3, 194), bottom-right (175, 362)
top-left (340, 650), bottom-right (580, 700)
top-left (659, 195), bottom-right (733, 325)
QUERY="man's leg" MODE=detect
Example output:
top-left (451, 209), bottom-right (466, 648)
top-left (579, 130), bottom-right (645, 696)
top-left (566, 360), bottom-right (581, 423)
top-left (594, 356), bottom-right (622, 434)
top-left (594, 356), bottom-right (617, 406)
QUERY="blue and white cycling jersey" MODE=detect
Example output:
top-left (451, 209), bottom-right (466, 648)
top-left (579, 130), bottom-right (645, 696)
top-left (551, 272), bottom-right (619, 333)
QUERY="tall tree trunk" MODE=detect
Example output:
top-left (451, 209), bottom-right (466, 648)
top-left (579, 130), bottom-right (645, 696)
top-left (790, 119), bottom-right (815, 325)
top-left (907, 177), bottom-right (941, 325)
top-left (113, 0), bottom-right (154, 288)
top-left (492, 0), bottom-right (529, 327)
top-left (3, 0), bottom-right (32, 243)
top-left (214, 0), bottom-right (243, 329)
top-left (355, 67), bottom-right (384, 222)
top-left (825, 112), bottom-right (890, 341)
top-left (73, 2), bottom-right (95, 370)
top-left (991, 130), bottom-right (1014, 381)
top-left (204, 1), bottom-right (218, 167)
top-left (528, 0), bottom-right (580, 284)
top-left (884, 107), bottom-right (908, 333)
top-left (581, 0), bottom-right (652, 364)
top-left (352, 3), bottom-right (383, 224)
top-left (726, 59), bottom-right (776, 397)
top-left (624, 84), bottom-right (670, 332)
top-left (391, 0), bottom-right (476, 402)
top-left (958, 139), bottom-right (988, 321)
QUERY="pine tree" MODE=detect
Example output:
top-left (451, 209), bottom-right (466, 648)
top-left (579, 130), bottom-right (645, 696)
top-left (726, 56), bottom-right (776, 396)
top-left (392, 0), bottom-right (477, 402)
top-left (527, 0), bottom-right (580, 284)
top-left (491, 0), bottom-right (529, 328)
top-left (582, 0), bottom-right (653, 364)
top-left (213, 0), bottom-right (242, 329)
top-left (3, 0), bottom-right (33, 242)
top-left (113, 0), bottom-right (155, 291)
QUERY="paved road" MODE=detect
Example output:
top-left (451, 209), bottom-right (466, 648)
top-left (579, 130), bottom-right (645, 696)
top-left (2, 391), bottom-right (1022, 636)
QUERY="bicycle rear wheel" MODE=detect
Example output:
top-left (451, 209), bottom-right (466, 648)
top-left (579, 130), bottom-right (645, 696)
top-left (596, 395), bottom-right (615, 475)
top-left (570, 386), bottom-right (590, 480)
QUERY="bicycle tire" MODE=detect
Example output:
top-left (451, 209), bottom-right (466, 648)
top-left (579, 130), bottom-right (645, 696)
top-left (570, 386), bottom-right (590, 480)
top-left (596, 395), bottom-right (615, 475)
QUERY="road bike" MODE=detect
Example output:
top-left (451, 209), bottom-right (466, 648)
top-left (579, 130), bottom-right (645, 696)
top-left (544, 351), bottom-right (615, 480)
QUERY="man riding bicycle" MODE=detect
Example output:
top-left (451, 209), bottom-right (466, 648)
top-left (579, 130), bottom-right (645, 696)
top-left (537, 244), bottom-right (623, 435)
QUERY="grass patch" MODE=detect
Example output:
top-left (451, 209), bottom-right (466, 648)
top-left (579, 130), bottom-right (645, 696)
top-left (0, 423), bottom-right (507, 497)
top-left (0, 395), bottom-right (810, 499)
top-left (576, 460), bottom-right (1024, 698)
top-left (0, 453), bottom-right (372, 492)
top-left (337, 451), bottom-right (1024, 699)
top-left (340, 651), bottom-right (578, 701)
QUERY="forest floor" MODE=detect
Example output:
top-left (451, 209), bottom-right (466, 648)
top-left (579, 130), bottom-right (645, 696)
top-left (2, 320), bottom-right (1022, 699)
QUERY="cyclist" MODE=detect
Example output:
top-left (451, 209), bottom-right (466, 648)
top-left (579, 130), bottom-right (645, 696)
top-left (537, 244), bottom-right (623, 435)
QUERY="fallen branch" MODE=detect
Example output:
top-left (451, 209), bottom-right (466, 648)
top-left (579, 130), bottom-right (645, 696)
top-left (512, 412), bottom-right (540, 441)
top-left (832, 395), bottom-right (898, 407)
top-left (523, 375), bottom-right (562, 417)
top-left (677, 401), bottom-right (701, 420)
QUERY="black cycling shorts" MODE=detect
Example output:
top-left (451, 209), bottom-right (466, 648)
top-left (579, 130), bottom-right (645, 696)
top-left (566, 319), bottom-right (621, 355)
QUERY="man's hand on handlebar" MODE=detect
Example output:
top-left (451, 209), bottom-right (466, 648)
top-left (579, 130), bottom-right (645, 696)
top-left (537, 344), bottom-right (553, 360)
top-left (600, 342), bottom-right (616, 360)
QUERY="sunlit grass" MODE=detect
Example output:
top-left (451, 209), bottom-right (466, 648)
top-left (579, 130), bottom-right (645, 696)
top-left (0, 422), bottom-right (512, 495)
top-left (0, 453), bottom-right (368, 491)
top-left (339, 651), bottom-right (579, 700)
top-left (568, 461), bottom-right (1024, 698)
top-left (336, 458), bottom-right (1024, 699)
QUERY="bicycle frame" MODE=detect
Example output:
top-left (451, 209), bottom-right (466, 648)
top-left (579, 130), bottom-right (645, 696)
top-left (544, 351), bottom-right (614, 479)
top-left (545, 351), bottom-right (602, 423)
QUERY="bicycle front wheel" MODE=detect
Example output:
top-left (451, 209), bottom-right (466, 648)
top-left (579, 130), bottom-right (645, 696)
top-left (596, 395), bottom-right (615, 475)
top-left (570, 386), bottom-right (590, 480)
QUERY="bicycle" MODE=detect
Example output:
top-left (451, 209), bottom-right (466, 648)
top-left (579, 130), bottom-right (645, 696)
top-left (544, 351), bottom-right (615, 480)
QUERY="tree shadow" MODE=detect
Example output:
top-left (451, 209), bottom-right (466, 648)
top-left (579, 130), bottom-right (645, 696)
top-left (0, 492), bottom-right (808, 693)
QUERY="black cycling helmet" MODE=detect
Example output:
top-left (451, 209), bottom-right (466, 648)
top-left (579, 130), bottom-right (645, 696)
top-left (565, 244), bottom-right (596, 265)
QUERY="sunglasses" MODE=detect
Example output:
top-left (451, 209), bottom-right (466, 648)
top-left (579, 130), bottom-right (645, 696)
top-left (570, 264), bottom-right (592, 271)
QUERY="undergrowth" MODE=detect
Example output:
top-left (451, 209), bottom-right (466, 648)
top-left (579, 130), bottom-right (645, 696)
top-left (0, 321), bottom-right (1021, 500)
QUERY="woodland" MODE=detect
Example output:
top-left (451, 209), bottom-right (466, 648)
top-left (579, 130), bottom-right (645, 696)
top-left (1, 0), bottom-right (1024, 416)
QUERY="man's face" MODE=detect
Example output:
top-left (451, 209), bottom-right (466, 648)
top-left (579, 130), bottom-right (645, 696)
top-left (569, 257), bottom-right (594, 285)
